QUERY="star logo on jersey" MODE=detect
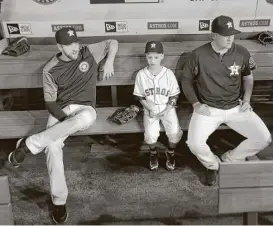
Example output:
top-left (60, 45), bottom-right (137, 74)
top-left (229, 62), bottom-right (240, 76)
top-left (79, 61), bottom-right (89, 72)
top-left (226, 21), bottom-right (233, 29)
top-left (67, 29), bottom-right (75, 36)
top-left (151, 43), bottom-right (156, 48)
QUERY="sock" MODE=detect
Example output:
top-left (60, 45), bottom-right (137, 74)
top-left (150, 147), bottom-right (158, 154)
top-left (167, 147), bottom-right (175, 154)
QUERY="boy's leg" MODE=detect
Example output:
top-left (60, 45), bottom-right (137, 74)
top-left (160, 108), bottom-right (183, 170)
top-left (143, 111), bottom-right (160, 171)
top-left (223, 106), bottom-right (272, 162)
top-left (9, 105), bottom-right (96, 167)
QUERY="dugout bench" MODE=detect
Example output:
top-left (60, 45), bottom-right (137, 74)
top-left (0, 40), bottom-right (272, 225)
top-left (0, 40), bottom-right (272, 138)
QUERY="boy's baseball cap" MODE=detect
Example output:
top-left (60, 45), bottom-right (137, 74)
top-left (211, 15), bottom-right (241, 36)
top-left (55, 27), bottom-right (79, 45)
top-left (145, 41), bottom-right (163, 53)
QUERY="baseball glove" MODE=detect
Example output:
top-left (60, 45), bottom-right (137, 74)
top-left (108, 105), bottom-right (140, 125)
top-left (2, 37), bottom-right (30, 57)
top-left (257, 31), bottom-right (273, 45)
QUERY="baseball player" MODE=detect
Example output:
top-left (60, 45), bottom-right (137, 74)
top-left (134, 41), bottom-right (183, 171)
top-left (181, 15), bottom-right (272, 186)
top-left (8, 27), bottom-right (118, 223)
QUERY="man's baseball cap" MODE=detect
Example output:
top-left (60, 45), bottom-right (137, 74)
top-left (55, 27), bottom-right (79, 45)
top-left (145, 41), bottom-right (163, 53)
top-left (211, 15), bottom-right (241, 36)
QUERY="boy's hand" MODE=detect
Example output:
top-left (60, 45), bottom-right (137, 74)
top-left (158, 105), bottom-right (173, 117)
top-left (149, 110), bottom-right (158, 118)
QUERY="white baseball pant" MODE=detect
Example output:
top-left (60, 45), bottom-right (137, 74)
top-left (25, 104), bottom-right (97, 205)
top-left (144, 107), bottom-right (183, 145)
top-left (187, 105), bottom-right (272, 170)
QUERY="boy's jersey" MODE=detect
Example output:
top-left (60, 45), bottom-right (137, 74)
top-left (133, 66), bottom-right (180, 105)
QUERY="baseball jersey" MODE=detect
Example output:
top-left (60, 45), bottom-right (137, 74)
top-left (43, 41), bottom-right (110, 108)
top-left (182, 42), bottom-right (256, 109)
top-left (134, 66), bottom-right (180, 109)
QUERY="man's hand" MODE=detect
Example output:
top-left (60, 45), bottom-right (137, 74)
top-left (102, 60), bottom-right (114, 80)
top-left (193, 102), bottom-right (211, 116)
top-left (239, 99), bottom-right (252, 112)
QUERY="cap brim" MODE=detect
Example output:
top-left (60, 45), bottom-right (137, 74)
top-left (220, 29), bottom-right (241, 37)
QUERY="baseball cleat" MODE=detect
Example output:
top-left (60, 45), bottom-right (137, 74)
top-left (205, 169), bottom-right (218, 186)
top-left (8, 138), bottom-right (28, 168)
top-left (165, 151), bottom-right (175, 171)
top-left (51, 204), bottom-right (68, 224)
top-left (149, 151), bottom-right (159, 171)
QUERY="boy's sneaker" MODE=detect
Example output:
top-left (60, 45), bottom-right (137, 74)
top-left (8, 138), bottom-right (29, 168)
top-left (149, 150), bottom-right (158, 171)
top-left (165, 150), bottom-right (175, 171)
top-left (52, 204), bottom-right (68, 224)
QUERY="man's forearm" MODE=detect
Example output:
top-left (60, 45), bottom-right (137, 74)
top-left (105, 40), bottom-right (118, 64)
top-left (181, 77), bottom-right (199, 105)
top-left (45, 101), bottom-right (67, 122)
top-left (243, 76), bottom-right (254, 103)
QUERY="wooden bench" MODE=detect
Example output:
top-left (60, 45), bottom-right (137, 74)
top-left (0, 176), bottom-right (14, 225)
top-left (218, 160), bottom-right (273, 225)
top-left (0, 40), bottom-right (272, 139)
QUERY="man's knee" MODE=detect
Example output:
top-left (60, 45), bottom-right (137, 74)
top-left (78, 108), bottom-right (97, 129)
top-left (256, 134), bottom-right (272, 149)
top-left (186, 139), bottom-right (207, 154)
top-left (45, 141), bottom-right (64, 156)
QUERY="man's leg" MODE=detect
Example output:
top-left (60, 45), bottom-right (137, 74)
top-left (160, 108), bottom-right (183, 170)
top-left (45, 140), bottom-right (68, 224)
top-left (41, 114), bottom-right (69, 223)
top-left (187, 109), bottom-right (223, 186)
top-left (222, 107), bottom-right (272, 162)
top-left (9, 105), bottom-right (96, 167)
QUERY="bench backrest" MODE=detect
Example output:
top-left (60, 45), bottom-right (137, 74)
top-left (0, 41), bottom-right (272, 89)
top-left (218, 161), bottom-right (273, 214)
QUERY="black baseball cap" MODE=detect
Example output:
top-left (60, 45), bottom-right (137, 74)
top-left (55, 27), bottom-right (79, 45)
top-left (211, 15), bottom-right (241, 36)
top-left (145, 41), bottom-right (163, 54)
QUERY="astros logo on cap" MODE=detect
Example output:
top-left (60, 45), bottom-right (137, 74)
top-left (151, 43), bottom-right (156, 48)
top-left (67, 30), bottom-right (75, 37)
top-left (79, 61), bottom-right (89, 72)
top-left (226, 21), bottom-right (233, 29)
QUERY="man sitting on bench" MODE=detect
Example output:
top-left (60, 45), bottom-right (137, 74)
top-left (181, 15), bottom-right (272, 187)
top-left (8, 27), bottom-right (118, 224)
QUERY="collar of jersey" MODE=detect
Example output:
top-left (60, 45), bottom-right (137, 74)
top-left (209, 42), bottom-right (235, 59)
top-left (144, 66), bottom-right (167, 80)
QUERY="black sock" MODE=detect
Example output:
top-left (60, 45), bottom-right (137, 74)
top-left (150, 147), bottom-right (158, 154)
top-left (167, 147), bottom-right (175, 153)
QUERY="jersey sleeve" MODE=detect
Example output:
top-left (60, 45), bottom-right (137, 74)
top-left (168, 69), bottom-right (180, 96)
top-left (241, 47), bottom-right (257, 76)
top-left (133, 70), bottom-right (145, 97)
top-left (43, 70), bottom-right (58, 102)
top-left (87, 40), bottom-right (109, 64)
top-left (182, 51), bottom-right (199, 80)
